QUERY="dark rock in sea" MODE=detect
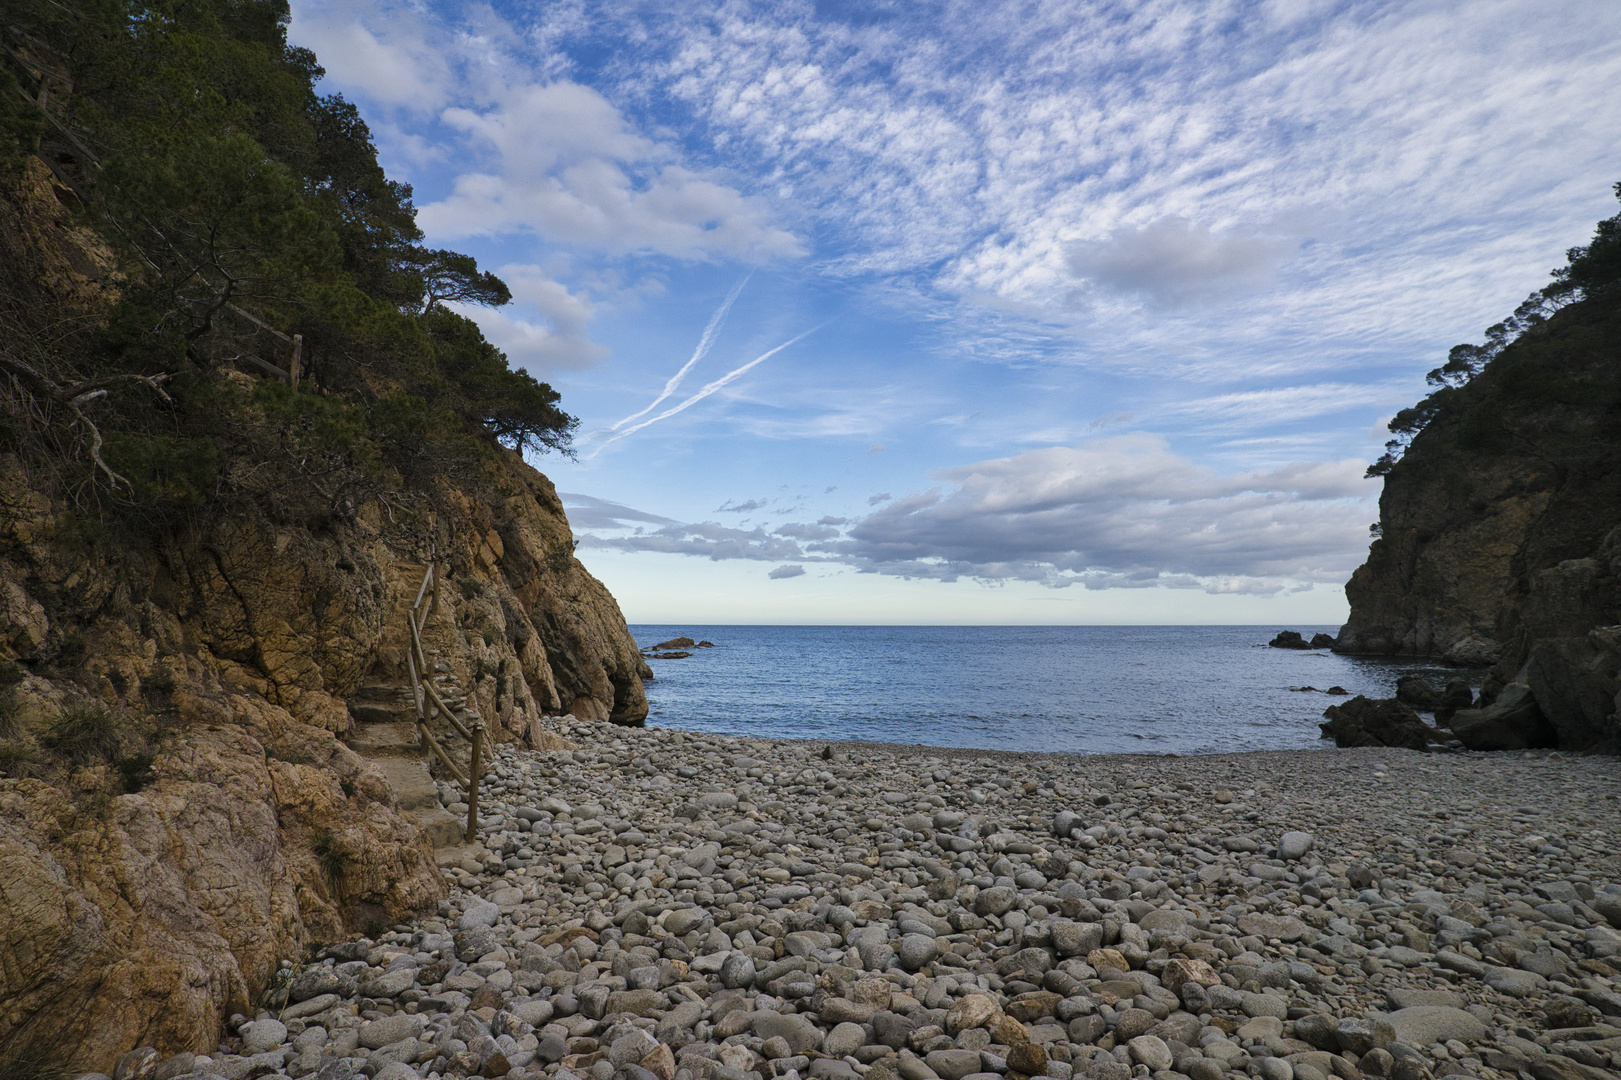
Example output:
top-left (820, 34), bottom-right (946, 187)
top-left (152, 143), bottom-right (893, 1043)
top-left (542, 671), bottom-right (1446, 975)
top-left (1395, 674), bottom-right (1441, 710)
top-left (1447, 682), bottom-right (1557, 751)
top-left (1325, 686), bottom-right (1349, 695)
top-left (652, 636), bottom-right (697, 650)
top-left (1289, 686), bottom-right (1318, 693)
top-left (1319, 696), bottom-right (1439, 751)
top-left (1310, 632), bottom-right (1337, 648)
top-left (1433, 676), bottom-right (1476, 725)
top-left (697, 640), bottom-right (715, 647)
top-left (649, 651), bottom-right (692, 659)
top-left (1268, 630), bottom-right (1312, 649)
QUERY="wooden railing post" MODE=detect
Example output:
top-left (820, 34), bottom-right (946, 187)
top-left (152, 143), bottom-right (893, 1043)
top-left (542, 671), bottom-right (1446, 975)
top-left (429, 561), bottom-right (440, 620)
top-left (289, 334), bottom-right (302, 391)
top-left (465, 721), bottom-right (484, 843)
top-left (405, 560), bottom-right (483, 846)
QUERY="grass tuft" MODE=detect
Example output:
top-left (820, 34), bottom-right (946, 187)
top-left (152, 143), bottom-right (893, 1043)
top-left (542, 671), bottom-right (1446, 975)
top-left (312, 829), bottom-right (349, 886)
top-left (40, 706), bottom-right (124, 765)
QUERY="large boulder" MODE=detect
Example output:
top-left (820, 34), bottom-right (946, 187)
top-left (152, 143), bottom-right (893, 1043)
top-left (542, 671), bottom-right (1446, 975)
top-left (1319, 696), bottom-right (1439, 750)
top-left (1395, 675), bottom-right (1440, 710)
top-left (1523, 625), bottom-right (1621, 752)
top-left (1447, 682), bottom-right (1557, 751)
top-left (1433, 676), bottom-right (1476, 726)
top-left (1268, 631), bottom-right (1312, 649)
top-left (1309, 633), bottom-right (1337, 648)
top-left (1441, 677), bottom-right (1474, 708)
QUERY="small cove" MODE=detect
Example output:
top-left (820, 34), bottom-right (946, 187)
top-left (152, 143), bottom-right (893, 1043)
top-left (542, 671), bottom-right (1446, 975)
top-left (630, 625), bottom-right (1474, 755)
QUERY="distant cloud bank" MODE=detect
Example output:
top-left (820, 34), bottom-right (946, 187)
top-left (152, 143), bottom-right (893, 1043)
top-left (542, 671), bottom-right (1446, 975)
top-left (565, 435), bottom-right (1376, 595)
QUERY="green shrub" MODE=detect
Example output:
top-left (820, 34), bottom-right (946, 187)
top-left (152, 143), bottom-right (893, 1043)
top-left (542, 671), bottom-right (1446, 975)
top-left (311, 829), bottom-right (348, 886)
top-left (117, 752), bottom-right (156, 793)
top-left (55, 634), bottom-right (87, 669)
top-left (40, 706), bottom-right (124, 765)
top-left (0, 743), bottom-right (38, 776)
top-left (100, 433), bottom-right (221, 506)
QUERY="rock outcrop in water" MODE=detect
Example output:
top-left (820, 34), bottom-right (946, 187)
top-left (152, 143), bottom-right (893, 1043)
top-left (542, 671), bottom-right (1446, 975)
top-left (1336, 189), bottom-right (1621, 753)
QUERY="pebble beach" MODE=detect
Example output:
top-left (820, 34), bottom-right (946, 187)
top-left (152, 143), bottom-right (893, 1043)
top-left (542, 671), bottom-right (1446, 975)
top-left (121, 723), bottom-right (1621, 1080)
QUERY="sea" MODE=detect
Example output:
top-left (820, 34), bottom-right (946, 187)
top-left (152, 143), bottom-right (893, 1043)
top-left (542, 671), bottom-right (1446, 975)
top-left (627, 625), bottom-right (1478, 757)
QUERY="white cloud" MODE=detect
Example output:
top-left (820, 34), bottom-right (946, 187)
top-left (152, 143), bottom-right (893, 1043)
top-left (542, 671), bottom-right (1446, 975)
top-left (452, 264), bottom-right (608, 374)
top-left (294, 0), bottom-right (1621, 385)
top-left (1154, 381), bottom-right (1418, 431)
top-left (289, 0), bottom-right (804, 383)
top-left (1067, 219), bottom-right (1298, 307)
top-left (288, 1), bottom-right (456, 111)
top-left (559, 493), bottom-right (678, 530)
top-left (416, 81), bottom-right (802, 260)
top-left (639, 0), bottom-right (1621, 374)
top-left (776, 521), bottom-right (841, 541)
top-left (578, 521), bottom-right (808, 563)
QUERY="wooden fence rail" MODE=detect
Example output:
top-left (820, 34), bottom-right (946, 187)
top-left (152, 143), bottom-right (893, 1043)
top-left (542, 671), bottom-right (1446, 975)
top-left (405, 562), bottom-right (483, 842)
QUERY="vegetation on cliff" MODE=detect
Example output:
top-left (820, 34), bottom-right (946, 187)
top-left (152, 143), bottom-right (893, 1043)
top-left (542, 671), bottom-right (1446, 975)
top-left (1365, 185), bottom-right (1621, 480)
top-left (1, 0), bottom-right (575, 529)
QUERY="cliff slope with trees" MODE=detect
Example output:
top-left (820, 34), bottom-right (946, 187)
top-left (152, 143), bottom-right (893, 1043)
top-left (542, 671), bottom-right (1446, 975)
top-left (1338, 187), bottom-right (1621, 752)
top-left (0, 0), bottom-right (647, 1066)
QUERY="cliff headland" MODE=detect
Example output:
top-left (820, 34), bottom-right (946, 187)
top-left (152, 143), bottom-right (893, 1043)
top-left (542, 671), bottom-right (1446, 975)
top-left (1336, 189), bottom-right (1621, 754)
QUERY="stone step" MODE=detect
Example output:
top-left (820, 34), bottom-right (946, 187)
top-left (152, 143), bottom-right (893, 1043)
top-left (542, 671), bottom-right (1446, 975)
top-left (352, 683), bottom-right (403, 703)
top-left (346, 722), bottom-right (420, 757)
top-left (368, 754), bottom-right (440, 813)
top-left (350, 702), bottom-right (410, 725)
top-left (416, 807), bottom-right (465, 850)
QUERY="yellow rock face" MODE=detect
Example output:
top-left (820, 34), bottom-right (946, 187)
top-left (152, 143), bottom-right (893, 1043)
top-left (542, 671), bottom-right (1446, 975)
top-left (0, 442), bottom-right (649, 1068)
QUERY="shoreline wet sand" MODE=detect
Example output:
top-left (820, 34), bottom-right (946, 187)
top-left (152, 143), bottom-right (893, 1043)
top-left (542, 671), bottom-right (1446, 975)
top-left (174, 722), bottom-right (1621, 1080)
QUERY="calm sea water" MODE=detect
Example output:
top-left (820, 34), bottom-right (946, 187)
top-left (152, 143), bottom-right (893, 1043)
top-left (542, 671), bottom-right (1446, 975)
top-left (628, 625), bottom-right (1474, 756)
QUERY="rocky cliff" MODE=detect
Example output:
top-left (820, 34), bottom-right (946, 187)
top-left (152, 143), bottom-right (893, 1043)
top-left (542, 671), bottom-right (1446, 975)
top-left (0, 438), bottom-right (650, 1067)
top-left (1337, 192), bottom-right (1621, 752)
top-left (0, 73), bottom-right (650, 1068)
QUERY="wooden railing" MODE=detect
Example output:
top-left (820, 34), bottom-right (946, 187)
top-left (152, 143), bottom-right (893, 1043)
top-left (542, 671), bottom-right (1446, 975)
top-left (226, 303), bottom-right (303, 389)
top-left (405, 562), bottom-right (484, 843)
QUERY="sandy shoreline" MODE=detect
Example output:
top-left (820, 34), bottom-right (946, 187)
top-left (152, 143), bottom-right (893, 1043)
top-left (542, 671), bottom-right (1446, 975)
top-left (169, 721), bottom-right (1621, 1080)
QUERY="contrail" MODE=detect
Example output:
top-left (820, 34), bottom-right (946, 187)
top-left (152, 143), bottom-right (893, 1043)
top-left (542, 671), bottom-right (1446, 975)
top-left (581, 274), bottom-right (751, 447)
top-left (586, 325), bottom-right (822, 458)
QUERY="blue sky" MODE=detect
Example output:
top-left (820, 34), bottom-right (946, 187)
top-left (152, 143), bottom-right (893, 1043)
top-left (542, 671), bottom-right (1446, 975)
top-left (288, 0), bottom-right (1621, 624)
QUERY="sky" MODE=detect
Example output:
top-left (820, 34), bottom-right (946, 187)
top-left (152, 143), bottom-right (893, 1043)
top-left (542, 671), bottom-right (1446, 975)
top-left (287, 0), bottom-right (1621, 625)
